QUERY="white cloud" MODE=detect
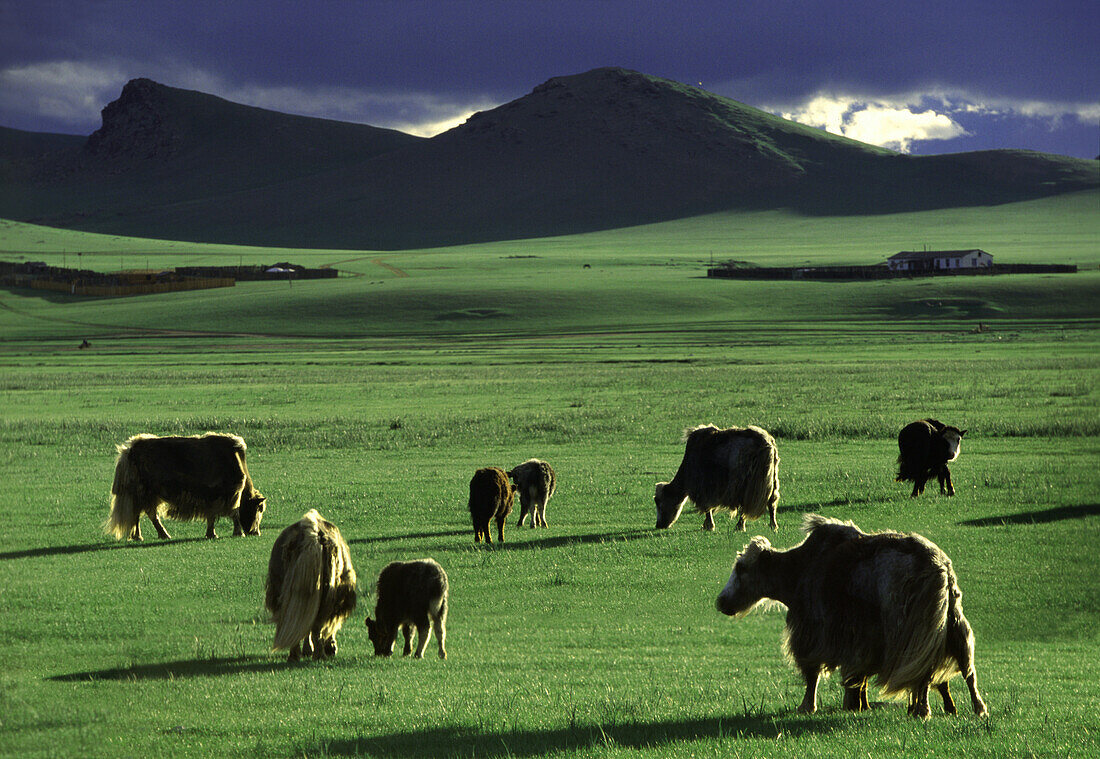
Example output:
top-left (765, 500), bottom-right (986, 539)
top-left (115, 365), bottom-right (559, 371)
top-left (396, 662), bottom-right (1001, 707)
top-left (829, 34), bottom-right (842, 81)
top-left (0, 60), bottom-right (127, 128)
top-left (772, 88), bottom-right (1100, 153)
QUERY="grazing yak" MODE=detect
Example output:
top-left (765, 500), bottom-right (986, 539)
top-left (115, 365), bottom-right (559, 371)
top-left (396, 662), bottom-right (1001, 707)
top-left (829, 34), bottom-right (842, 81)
top-left (508, 459), bottom-right (556, 528)
top-left (897, 419), bottom-right (966, 497)
top-left (468, 466), bottom-right (514, 543)
top-left (107, 432), bottom-right (266, 540)
top-left (265, 510), bottom-right (357, 662)
top-left (364, 559), bottom-right (448, 660)
top-left (655, 424), bottom-right (780, 531)
top-left (716, 513), bottom-right (988, 718)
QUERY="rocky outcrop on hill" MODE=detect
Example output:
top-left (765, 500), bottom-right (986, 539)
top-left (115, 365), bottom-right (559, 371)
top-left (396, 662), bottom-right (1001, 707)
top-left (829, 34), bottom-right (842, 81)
top-left (84, 78), bottom-right (182, 159)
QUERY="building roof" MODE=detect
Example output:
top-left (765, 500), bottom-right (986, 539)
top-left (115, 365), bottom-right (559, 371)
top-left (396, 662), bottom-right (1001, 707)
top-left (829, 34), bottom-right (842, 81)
top-left (888, 249), bottom-right (990, 261)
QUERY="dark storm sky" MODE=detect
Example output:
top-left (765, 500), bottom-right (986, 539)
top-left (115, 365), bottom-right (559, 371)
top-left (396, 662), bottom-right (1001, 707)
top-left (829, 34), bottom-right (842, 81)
top-left (1, 0), bottom-right (1097, 156)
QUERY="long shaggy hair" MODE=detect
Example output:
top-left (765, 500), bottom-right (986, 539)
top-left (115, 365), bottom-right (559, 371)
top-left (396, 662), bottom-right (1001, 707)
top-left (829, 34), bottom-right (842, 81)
top-left (265, 509), bottom-right (357, 661)
top-left (507, 459), bottom-right (556, 528)
top-left (655, 424), bottom-right (780, 531)
top-left (107, 432), bottom-right (265, 541)
top-left (716, 513), bottom-right (987, 718)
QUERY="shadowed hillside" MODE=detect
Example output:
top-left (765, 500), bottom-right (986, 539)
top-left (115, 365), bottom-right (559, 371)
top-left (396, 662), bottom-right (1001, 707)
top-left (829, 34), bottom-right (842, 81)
top-left (1, 68), bottom-right (1096, 249)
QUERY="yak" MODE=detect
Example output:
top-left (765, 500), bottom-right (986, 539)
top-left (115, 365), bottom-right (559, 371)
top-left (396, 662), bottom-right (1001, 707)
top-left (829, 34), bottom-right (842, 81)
top-left (265, 509), bottom-right (357, 662)
top-left (106, 432), bottom-right (266, 540)
top-left (364, 559), bottom-right (448, 659)
top-left (716, 513), bottom-right (988, 718)
top-left (507, 459), bottom-right (556, 528)
top-left (897, 419), bottom-right (966, 497)
top-left (468, 466), bottom-right (514, 543)
top-left (655, 424), bottom-right (780, 531)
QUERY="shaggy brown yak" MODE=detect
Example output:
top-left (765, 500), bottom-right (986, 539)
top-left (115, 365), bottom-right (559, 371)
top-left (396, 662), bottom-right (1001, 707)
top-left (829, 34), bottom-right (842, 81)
top-left (507, 459), bottom-right (556, 528)
top-left (364, 559), bottom-right (448, 659)
top-left (468, 467), bottom-right (514, 543)
top-left (107, 432), bottom-right (266, 540)
top-left (655, 424), bottom-right (780, 531)
top-left (265, 510), bottom-right (357, 661)
top-left (716, 514), bottom-right (988, 718)
top-left (897, 418), bottom-right (966, 497)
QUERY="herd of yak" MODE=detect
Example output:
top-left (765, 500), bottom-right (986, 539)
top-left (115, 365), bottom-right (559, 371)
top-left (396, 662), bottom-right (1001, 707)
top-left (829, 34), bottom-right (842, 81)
top-left (105, 418), bottom-right (985, 719)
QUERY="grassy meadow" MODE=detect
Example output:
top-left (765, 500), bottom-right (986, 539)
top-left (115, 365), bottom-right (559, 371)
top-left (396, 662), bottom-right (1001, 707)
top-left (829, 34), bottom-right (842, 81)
top-left (0, 195), bottom-right (1098, 758)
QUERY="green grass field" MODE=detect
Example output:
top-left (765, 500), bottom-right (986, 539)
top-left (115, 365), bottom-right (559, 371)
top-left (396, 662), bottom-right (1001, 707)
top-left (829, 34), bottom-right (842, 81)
top-left (1, 196), bottom-right (1097, 758)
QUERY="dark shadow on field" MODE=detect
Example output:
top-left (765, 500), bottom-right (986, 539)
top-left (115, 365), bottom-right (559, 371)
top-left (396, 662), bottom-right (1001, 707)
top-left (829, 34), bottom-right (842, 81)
top-left (475, 529), bottom-right (658, 552)
top-left (0, 536), bottom-right (208, 561)
top-left (49, 655), bottom-right (306, 682)
top-left (311, 713), bottom-right (844, 757)
top-left (959, 503), bottom-right (1100, 527)
top-left (348, 529), bottom-right (470, 546)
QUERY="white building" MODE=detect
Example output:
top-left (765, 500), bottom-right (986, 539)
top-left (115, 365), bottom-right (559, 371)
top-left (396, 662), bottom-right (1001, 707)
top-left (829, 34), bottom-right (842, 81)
top-left (886, 249), bottom-right (993, 272)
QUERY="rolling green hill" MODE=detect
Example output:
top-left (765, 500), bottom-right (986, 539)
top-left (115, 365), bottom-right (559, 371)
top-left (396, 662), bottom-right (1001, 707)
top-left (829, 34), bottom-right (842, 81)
top-left (1, 69), bottom-right (1096, 250)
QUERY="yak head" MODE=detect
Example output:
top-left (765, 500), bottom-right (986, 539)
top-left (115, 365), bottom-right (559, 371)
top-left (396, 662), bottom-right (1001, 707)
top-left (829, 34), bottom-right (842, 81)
top-left (941, 427), bottom-right (966, 462)
top-left (364, 616), bottom-right (396, 656)
top-left (716, 536), bottom-right (772, 617)
top-left (238, 492), bottom-right (266, 536)
top-left (654, 482), bottom-right (687, 529)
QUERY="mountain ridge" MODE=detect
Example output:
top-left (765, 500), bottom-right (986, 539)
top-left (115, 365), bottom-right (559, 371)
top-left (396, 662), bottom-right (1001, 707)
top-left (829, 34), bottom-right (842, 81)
top-left (1, 68), bottom-right (1095, 249)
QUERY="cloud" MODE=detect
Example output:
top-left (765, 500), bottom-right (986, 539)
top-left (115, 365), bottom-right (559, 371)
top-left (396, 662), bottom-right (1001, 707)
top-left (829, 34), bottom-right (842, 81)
top-left (0, 60), bottom-right (127, 128)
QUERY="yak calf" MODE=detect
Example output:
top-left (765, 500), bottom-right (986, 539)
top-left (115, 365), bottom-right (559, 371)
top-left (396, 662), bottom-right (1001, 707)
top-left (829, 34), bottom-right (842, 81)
top-left (468, 466), bottom-right (514, 543)
top-left (508, 459), bottom-right (556, 528)
top-left (265, 509), bottom-right (357, 661)
top-left (716, 513), bottom-right (987, 718)
top-left (364, 559), bottom-right (448, 659)
top-left (897, 418), bottom-right (966, 497)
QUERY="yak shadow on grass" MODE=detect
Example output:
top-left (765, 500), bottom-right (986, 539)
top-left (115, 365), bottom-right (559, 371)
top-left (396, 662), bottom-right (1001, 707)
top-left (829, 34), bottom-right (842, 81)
top-left (467, 528), bottom-right (658, 553)
top-left (0, 536), bottom-right (208, 561)
top-left (50, 655), bottom-right (306, 682)
top-left (347, 529), bottom-right (470, 546)
top-left (312, 712), bottom-right (844, 757)
top-left (959, 503), bottom-right (1100, 527)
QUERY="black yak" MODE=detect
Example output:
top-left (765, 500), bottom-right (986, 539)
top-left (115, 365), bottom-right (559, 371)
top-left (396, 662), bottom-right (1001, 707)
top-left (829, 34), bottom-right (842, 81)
top-left (897, 419), bottom-right (966, 497)
top-left (364, 559), bottom-right (448, 659)
top-left (265, 509), bottom-right (357, 662)
top-left (107, 432), bottom-right (266, 540)
top-left (468, 466), bottom-right (514, 543)
top-left (655, 424), bottom-right (780, 531)
top-left (507, 459), bottom-right (556, 528)
top-left (716, 514), bottom-right (988, 718)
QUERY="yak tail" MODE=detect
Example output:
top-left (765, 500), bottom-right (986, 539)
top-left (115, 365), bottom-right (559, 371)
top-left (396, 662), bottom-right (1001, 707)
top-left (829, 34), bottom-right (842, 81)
top-left (739, 431), bottom-right (780, 520)
top-left (272, 537), bottom-right (324, 652)
top-left (878, 562), bottom-right (952, 698)
top-left (105, 443), bottom-right (141, 540)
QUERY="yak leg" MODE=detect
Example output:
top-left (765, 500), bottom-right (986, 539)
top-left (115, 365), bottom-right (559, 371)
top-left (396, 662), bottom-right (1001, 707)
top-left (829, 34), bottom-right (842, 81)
top-left (413, 617), bottom-right (432, 658)
top-left (131, 521), bottom-right (143, 541)
top-left (231, 511), bottom-right (245, 536)
top-left (703, 510), bottom-right (716, 531)
top-left (286, 641), bottom-right (302, 662)
top-left (842, 678), bottom-right (869, 711)
top-left (936, 682), bottom-right (957, 715)
top-left (911, 475), bottom-right (927, 497)
top-left (432, 610), bottom-right (448, 660)
top-left (734, 512), bottom-right (746, 531)
top-left (769, 501), bottom-right (779, 532)
top-left (516, 501), bottom-right (530, 527)
top-left (964, 670), bottom-right (988, 716)
top-left (496, 514), bottom-right (507, 543)
top-left (907, 682), bottom-right (932, 719)
top-left (205, 515), bottom-right (218, 539)
top-left (940, 466), bottom-right (955, 496)
top-left (536, 499), bottom-right (548, 527)
top-left (147, 510), bottom-right (171, 540)
top-left (796, 660), bottom-right (822, 713)
top-left (401, 624), bottom-right (414, 656)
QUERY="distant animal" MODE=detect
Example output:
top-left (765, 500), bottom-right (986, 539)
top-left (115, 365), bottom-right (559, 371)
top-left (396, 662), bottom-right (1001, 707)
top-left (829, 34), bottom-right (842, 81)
top-left (654, 424), bottom-right (780, 531)
top-left (716, 513), bottom-right (988, 718)
top-left (364, 559), bottom-right (448, 659)
top-left (265, 509), bottom-right (357, 662)
top-left (79, 339), bottom-right (91, 349)
top-left (106, 432), bottom-right (266, 540)
top-left (897, 419), bottom-right (966, 497)
top-left (507, 459), bottom-right (556, 528)
top-left (468, 466), bottom-right (514, 543)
